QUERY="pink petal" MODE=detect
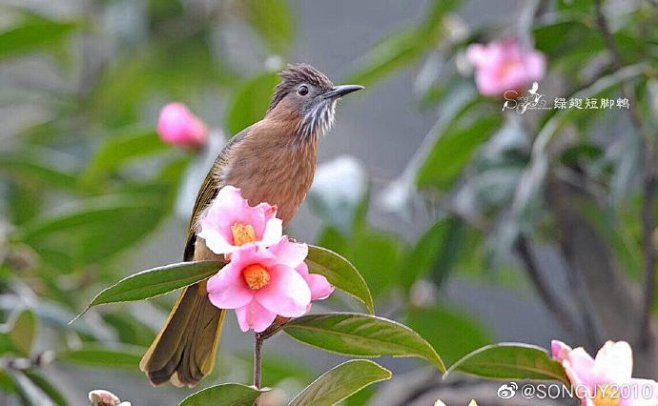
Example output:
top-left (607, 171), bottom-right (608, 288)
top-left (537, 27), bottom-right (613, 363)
top-left (593, 341), bottom-right (633, 384)
top-left (235, 301), bottom-right (277, 332)
top-left (296, 263), bottom-right (334, 301)
top-left (466, 44), bottom-right (490, 67)
top-left (561, 347), bottom-right (597, 389)
top-left (524, 51), bottom-right (546, 80)
top-left (207, 262), bottom-right (253, 309)
top-left (256, 265), bottom-right (311, 317)
top-left (268, 237), bottom-right (308, 268)
top-left (618, 379), bottom-right (658, 406)
top-left (197, 227), bottom-right (235, 255)
top-left (305, 273), bottom-right (334, 301)
top-left (551, 340), bottom-right (572, 361)
top-left (157, 103), bottom-right (207, 148)
top-left (261, 217), bottom-right (283, 247)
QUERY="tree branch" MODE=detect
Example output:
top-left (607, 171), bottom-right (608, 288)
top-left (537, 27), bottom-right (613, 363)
top-left (514, 235), bottom-right (580, 336)
top-left (594, 0), bottom-right (656, 349)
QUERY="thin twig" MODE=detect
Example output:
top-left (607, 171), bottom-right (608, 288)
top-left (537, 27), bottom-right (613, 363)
top-left (253, 333), bottom-right (264, 389)
top-left (593, 0), bottom-right (642, 128)
top-left (594, 0), bottom-right (657, 348)
top-left (514, 235), bottom-right (581, 336)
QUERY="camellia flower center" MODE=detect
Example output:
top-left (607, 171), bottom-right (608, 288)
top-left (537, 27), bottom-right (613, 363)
top-left (593, 386), bottom-right (620, 406)
top-left (242, 264), bottom-right (271, 290)
top-left (231, 223), bottom-right (256, 246)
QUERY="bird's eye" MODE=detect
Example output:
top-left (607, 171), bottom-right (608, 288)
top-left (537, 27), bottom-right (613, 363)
top-left (297, 85), bottom-right (309, 96)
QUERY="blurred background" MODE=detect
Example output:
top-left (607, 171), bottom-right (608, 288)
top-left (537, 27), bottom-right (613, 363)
top-left (0, 0), bottom-right (657, 404)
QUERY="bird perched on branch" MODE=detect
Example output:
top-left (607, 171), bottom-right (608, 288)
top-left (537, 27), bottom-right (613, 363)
top-left (140, 64), bottom-right (363, 387)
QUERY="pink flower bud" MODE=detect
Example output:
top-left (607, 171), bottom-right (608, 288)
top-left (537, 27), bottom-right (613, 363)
top-left (466, 40), bottom-right (545, 97)
top-left (157, 102), bottom-right (208, 149)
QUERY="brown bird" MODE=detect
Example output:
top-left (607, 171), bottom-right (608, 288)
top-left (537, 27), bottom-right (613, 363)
top-left (139, 64), bottom-right (363, 387)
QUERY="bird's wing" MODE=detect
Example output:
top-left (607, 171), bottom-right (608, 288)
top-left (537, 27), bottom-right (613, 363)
top-left (183, 127), bottom-right (250, 261)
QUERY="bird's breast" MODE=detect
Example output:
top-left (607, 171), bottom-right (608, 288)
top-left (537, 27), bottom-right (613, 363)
top-left (221, 135), bottom-right (318, 227)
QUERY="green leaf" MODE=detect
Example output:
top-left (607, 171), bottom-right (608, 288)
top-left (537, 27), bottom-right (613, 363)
top-left (0, 15), bottom-right (78, 59)
top-left (400, 218), bottom-right (464, 290)
top-left (0, 151), bottom-right (79, 192)
top-left (284, 313), bottom-right (445, 371)
top-left (227, 73), bottom-right (279, 136)
top-left (79, 260), bottom-right (224, 315)
top-left (82, 127), bottom-right (168, 185)
top-left (244, 0), bottom-right (294, 54)
top-left (19, 196), bottom-right (167, 265)
top-left (306, 245), bottom-right (375, 314)
top-left (179, 383), bottom-right (268, 406)
top-left (59, 344), bottom-right (145, 370)
top-left (444, 343), bottom-right (570, 384)
top-left (22, 370), bottom-right (67, 406)
top-left (9, 309), bottom-right (37, 357)
top-left (289, 360), bottom-right (391, 406)
top-left (417, 114), bottom-right (502, 190)
top-left (348, 229), bottom-right (404, 298)
top-left (407, 306), bottom-right (492, 365)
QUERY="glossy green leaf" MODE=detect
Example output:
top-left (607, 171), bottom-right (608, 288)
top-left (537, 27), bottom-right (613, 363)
top-left (19, 197), bottom-right (167, 265)
top-left (82, 127), bottom-right (168, 184)
top-left (289, 360), bottom-right (391, 406)
top-left (79, 260), bottom-right (224, 315)
top-left (284, 313), bottom-right (445, 371)
top-left (417, 115), bottom-right (501, 190)
top-left (9, 309), bottom-right (37, 357)
top-left (407, 306), bottom-right (492, 365)
top-left (22, 370), bottom-right (68, 406)
top-left (179, 383), bottom-right (268, 406)
top-left (306, 245), bottom-right (375, 314)
top-left (400, 218), bottom-right (464, 290)
top-left (0, 15), bottom-right (78, 59)
top-left (0, 152), bottom-right (79, 192)
top-left (227, 72), bottom-right (279, 135)
top-left (349, 229), bottom-right (404, 298)
top-left (444, 343), bottom-right (570, 384)
top-left (59, 344), bottom-right (145, 370)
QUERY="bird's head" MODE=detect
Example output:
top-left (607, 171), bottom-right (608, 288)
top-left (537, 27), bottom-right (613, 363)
top-left (266, 64), bottom-right (363, 139)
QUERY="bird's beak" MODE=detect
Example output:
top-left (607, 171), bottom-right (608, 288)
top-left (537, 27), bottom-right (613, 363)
top-left (323, 85), bottom-right (364, 99)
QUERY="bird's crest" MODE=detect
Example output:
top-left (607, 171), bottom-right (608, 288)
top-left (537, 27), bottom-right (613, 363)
top-left (268, 64), bottom-right (334, 113)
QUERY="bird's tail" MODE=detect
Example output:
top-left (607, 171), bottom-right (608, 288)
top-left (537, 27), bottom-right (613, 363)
top-left (140, 280), bottom-right (226, 387)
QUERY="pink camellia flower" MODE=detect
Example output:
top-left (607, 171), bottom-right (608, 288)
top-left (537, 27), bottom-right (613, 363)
top-left (296, 262), bottom-right (334, 302)
top-left (198, 186), bottom-right (283, 255)
top-left (207, 237), bottom-right (311, 332)
top-left (552, 340), bottom-right (658, 406)
top-left (157, 102), bottom-right (208, 148)
top-left (466, 40), bottom-right (545, 97)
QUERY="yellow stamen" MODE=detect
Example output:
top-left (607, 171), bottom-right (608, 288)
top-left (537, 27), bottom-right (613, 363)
top-left (243, 264), bottom-right (271, 290)
top-left (593, 385), bottom-right (620, 406)
top-left (231, 223), bottom-right (256, 246)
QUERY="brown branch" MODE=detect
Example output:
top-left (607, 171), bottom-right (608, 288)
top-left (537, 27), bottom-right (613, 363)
top-left (253, 333), bottom-right (264, 389)
top-left (594, 0), bottom-right (656, 349)
top-left (593, 0), bottom-right (642, 128)
top-left (514, 235), bottom-right (580, 335)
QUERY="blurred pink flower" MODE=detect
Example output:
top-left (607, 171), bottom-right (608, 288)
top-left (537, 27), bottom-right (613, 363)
top-left (552, 340), bottom-right (658, 406)
top-left (466, 40), bottom-right (545, 97)
top-left (157, 102), bottom-right (208, 148)
top-left (207, 237), bottom-right (311, 332)
top-left (198, 186), bottom-right (283, 255)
